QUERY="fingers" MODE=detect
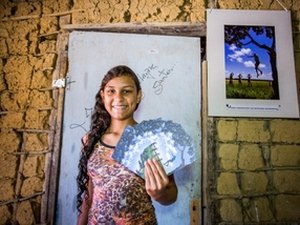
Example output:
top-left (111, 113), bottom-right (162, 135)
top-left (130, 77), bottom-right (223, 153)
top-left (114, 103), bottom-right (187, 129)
top-left (148, 159), bottom-right (168, 183)
top-left (144, 159), bottom-right (169, 199)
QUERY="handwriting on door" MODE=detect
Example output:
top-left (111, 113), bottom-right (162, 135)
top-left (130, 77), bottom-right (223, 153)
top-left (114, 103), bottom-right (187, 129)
top-left (137, 64), bottom-right (175, 95)
top-left (69, 107), bottom-right (93, 132)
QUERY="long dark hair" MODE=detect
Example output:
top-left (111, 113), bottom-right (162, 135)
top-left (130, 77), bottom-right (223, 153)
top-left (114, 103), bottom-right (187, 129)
top-left (76, 65), bottom-right (141, 212)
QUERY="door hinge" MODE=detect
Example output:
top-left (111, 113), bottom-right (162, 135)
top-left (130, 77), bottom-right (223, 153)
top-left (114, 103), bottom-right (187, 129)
top-left (190, 199), bottom-right (200, 225)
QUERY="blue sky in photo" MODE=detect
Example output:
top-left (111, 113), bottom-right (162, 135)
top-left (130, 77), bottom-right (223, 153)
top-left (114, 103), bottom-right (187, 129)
top-left (224, 26), bottom-right (275, 81)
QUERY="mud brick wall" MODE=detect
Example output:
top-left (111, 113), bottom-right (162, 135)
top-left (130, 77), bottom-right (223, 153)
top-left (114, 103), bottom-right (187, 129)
top-left (0, 0), bottom-right (299, 224)
top-left (212, 119), bottom-right (300, 224)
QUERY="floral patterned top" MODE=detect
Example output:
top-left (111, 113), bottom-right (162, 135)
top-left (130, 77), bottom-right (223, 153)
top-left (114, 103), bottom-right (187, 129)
top-left (87, 141), bottom-right (157, 225)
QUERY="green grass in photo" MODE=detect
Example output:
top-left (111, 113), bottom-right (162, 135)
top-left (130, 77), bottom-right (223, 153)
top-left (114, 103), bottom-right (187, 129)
top-left (226, 80), bottom-right (274, 99)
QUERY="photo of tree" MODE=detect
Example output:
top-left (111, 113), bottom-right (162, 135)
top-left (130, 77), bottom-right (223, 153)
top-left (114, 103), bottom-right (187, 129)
top-left (224, 25), bottom-right (279, 100)
top-left (208, 9), bottom-right (299, 118)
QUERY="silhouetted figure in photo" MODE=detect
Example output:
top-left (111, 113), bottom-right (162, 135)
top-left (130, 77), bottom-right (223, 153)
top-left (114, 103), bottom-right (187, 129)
top-left (247, 74), bottom-right (252, 87)
top-left (229, 72), bottom-right (234, 86)
top-left (238, 73), bottom-right (242, 85)
top-left (249, 53), bottom-right (263, 77)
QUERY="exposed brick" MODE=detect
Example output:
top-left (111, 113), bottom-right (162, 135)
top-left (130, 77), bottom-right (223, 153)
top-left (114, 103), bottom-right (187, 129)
top-left (189, 0), bottom-right (205, 22)
top-left (238, 144), bottom-right (264, 170)
top-left (0, 28), bottom-right (9, 38)
top-left (5, 20), bottom-right (38, 40)
top-left (241, 172), bottom-right (268, 194)
top-left (3, 56), bottom-right (32, 91)
top-left (0, 205), bottom-right (11, 225)
top-left (0, 152), bottom-right (17, 178)
top-left (38, 40), bottom-right (56, 55)
top-left (0, 178), bottom-right (14, 201)
top-left (275, 195), bottom-right (300, 221)
top-left (273, 170), bottom-right (300, 192)
top-left (0, 112), bottom-right (24, 128)
top-left (42, 0), bottom-right (72, 14)
top-left (217, 172), bottom-right (241, 195)
top-left (294, 0), bottom-right (300, 10)
top-left (41, 53), bottom-right (57, 69)
top-left (23, 156), bottom-right (38, 178)
top-left (6, 38), bottom-right (29, 55)
top-left (218, 0), bottom-right (242, 9)
top-left (217, 120), bottom-right (237, 142)
top-left (244, 197), bottom-right (274, 222)
top-left (218, 143), bottom-right (239, 170)
top-left (16, 201), bottom-right (34, 225)
top-left (12, 1), bottom-right (41, 17)
top-left (219, 199), bottom-right (243, 222)
top-left (271, 120), bottom-right (300, 143)
top-left (28, 90), bottom-right (53, 109)
top-left (0, 38), bottom-right (8, 57)
top-left (0, 68), bottom-right (5, 92)
top-left (24, 133), bottom-right (48, 152)
top-left (40, 16), bottom-right (58, 34)
top-left (29, 70), bottom-right (52, 89)
top-left (0, 90), bottom-right (30, 111)
top-left (271, 145), bottom-right (300, 166)
top-left (23, 155), bottom-right (46, 179)
top-left (25, 109), bottom-right (50, 130)
top-left (20, 177), bottom-right (43, 197)
top-left (37, 155), bottom-right (45, 178)
top-left (237, 120), bottom-right (270, 142)
top-left (0, 129), bottom-right (21, 152)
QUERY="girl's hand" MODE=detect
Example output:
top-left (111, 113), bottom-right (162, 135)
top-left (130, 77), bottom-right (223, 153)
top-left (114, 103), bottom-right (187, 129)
top-left (144, 159), bottom-right (177, 205)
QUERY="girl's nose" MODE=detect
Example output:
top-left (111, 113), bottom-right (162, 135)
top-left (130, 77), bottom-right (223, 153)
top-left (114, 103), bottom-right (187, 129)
top-left (115, 91), bottom-right (124, 100)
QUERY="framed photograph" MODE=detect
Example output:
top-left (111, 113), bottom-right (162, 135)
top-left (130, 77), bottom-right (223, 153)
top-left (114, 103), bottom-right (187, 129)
top-left (207, 9), bottom-right (299, 118)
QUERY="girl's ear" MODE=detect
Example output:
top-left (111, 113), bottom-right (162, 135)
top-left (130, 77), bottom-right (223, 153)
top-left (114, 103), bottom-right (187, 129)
top-left (100, 90), bottom-right (104, 100)
top-left (137, 90), bottom-right (142, 103)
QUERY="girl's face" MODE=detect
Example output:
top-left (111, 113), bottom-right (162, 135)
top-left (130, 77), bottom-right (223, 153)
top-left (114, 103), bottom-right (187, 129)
top-left (101, 76), bottom-right (141, 122)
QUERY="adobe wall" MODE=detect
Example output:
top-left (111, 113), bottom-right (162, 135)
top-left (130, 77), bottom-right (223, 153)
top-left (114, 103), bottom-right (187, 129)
top-left (0, 0), bottom-right (299, 224)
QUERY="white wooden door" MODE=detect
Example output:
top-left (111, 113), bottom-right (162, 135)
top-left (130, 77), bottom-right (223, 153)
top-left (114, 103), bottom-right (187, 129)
top-left (55, 31), bottom-right (201, 225)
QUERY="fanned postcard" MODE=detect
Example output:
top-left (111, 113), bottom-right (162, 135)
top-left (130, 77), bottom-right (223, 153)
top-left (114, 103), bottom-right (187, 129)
top-left (112, 118), bottom-right (197, 178)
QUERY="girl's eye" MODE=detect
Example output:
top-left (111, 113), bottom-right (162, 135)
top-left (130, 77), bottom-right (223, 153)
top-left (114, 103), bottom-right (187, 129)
top-left (105, 88), bottom-right (133, 95)
top-left (106, 89), bottom-right (115, 94)
top-left (123, 90), bottom-right (132, 94)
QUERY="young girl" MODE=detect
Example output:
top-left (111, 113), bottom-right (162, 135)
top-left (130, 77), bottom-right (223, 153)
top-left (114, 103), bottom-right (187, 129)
top-left (77, 65), bottom-right (178, 225)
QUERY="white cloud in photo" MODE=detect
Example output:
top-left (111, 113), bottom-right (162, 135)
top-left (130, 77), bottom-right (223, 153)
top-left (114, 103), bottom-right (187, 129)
top-left (259, 64), bottom-right (266, 68)
top-left (244, 60), bottom-right (266, 68)
top-left (227, 44), bottom-right (252, 63)
top-left (229, 44), bottom-right (237, 51)
top-left (244, 60), bottom-right (254, 67)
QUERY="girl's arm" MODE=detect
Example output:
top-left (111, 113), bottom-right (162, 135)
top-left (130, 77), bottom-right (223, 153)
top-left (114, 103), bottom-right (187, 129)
top-left (144, 159), bottom-right (178, 205)
top-left (77, 176), bottom-right (93, 225)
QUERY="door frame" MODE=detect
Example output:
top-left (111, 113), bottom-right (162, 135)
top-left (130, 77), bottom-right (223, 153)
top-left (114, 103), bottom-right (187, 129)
top-left (43, 22), bottom-right (208, 225)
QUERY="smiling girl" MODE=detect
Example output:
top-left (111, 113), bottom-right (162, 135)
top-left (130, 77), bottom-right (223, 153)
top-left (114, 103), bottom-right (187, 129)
top-left (76, 65), bottom-right (177, 225)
